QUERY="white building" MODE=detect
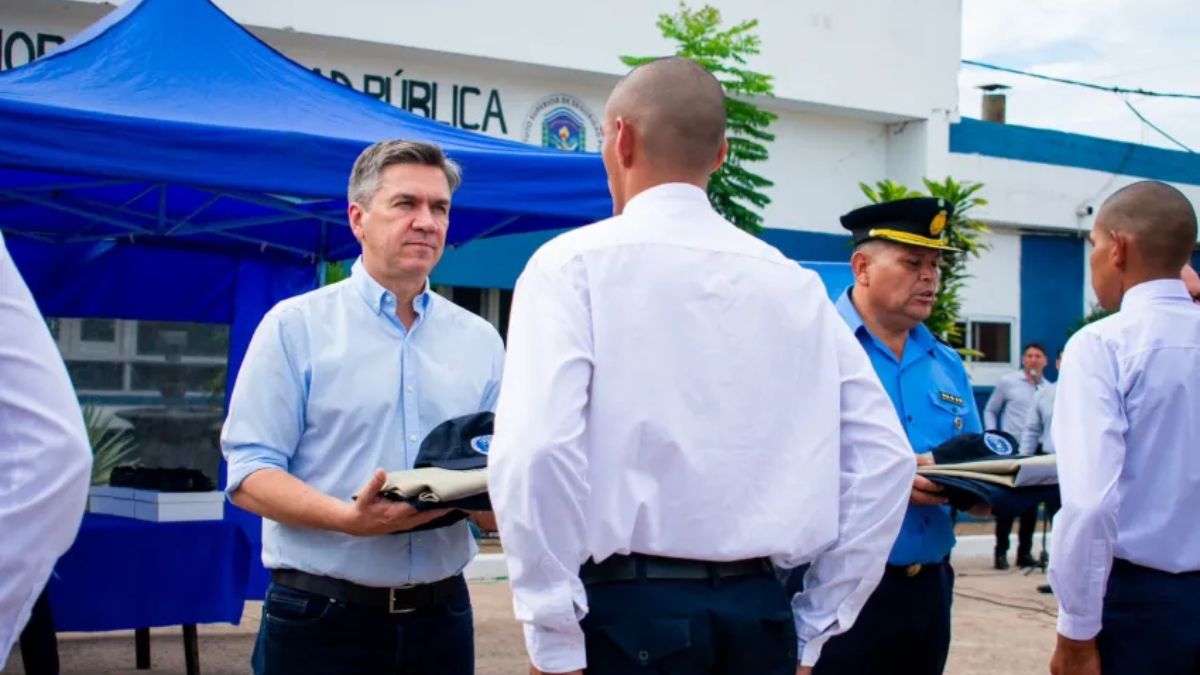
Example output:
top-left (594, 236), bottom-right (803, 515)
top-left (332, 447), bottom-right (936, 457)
top-left (3, 0), bottom-right (1198, 411)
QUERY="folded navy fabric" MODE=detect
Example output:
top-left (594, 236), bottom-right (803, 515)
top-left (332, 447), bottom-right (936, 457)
top-left (925, 474), bottom-right (1059, 517)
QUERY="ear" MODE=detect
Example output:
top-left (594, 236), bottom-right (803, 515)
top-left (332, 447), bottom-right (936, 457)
top-left (1110, 230), bottom-right (1129, 270)
top-left (851, 249), bottom-right (871, 285)
top-left (710, 138), bottom-right (729, 174)
top-left (348, 202), bottom-right (366, 243)
top-left (615, 117), bottom-right (635, 168)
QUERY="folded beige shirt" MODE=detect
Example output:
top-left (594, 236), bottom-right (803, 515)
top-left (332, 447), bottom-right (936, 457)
top-left (379, 467), bottom-right (488, 503)
top-left (918, 454), bottom-right (1057, 488)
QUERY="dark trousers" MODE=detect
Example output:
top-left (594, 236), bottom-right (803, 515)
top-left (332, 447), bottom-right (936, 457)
top-left (582, 563), bottom-right (796, 674)
top-left (1098, 559), bottom-right (1200, 675)
top-left (791, 563), bottom-right (954, 675)
top-left (18, 586), bottom-right (59, 675)
top-left (251, 577), bottom-right (474, 675)
top-left (994, 507), bottom-right (1038, 558)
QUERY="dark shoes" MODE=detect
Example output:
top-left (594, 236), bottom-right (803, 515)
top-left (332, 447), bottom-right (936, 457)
top-left (1016, 553), bottom-right (1038, 569)
top-left (1037, 584), bottom-right (1053, 594)
top-left (994, 552), bottom-right (1010, 570)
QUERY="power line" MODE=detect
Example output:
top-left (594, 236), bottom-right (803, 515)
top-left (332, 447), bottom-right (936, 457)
top-left (1121, 97), bottom-right (1194, 152)
top-left (962, 59), bottom-right (1200, 101)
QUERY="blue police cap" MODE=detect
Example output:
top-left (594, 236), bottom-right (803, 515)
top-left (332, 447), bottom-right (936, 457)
top-left (413, 411), bottom-right (493, 471)
top-left (930, 430), bottom-right (1019, 465)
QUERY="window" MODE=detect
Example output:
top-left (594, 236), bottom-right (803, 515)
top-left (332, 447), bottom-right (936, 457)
top-left (49, 318), bottom-right (229, 399)
top-left (136, 321), bottom-right (229, 357)
top-left (50, 318), bottom-right (230, 486)
top-left (439, 287), bottom-right (513, 339)
top-left (953, 317), bottom-right (1015, 365)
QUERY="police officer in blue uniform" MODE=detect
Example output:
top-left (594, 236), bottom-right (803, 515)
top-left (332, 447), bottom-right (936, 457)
top-left (789, 197), bottom-right (983, 675)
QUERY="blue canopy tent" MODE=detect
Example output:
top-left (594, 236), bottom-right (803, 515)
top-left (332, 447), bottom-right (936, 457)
top-left (0, 0), bottom-right (608, 598)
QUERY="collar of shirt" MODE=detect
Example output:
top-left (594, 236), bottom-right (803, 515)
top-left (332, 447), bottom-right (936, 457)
top-left (620, 182), bottom-right (711, 221)
top-left (1122, 278), bottom-right (1192, 311)
top-left (349, 257), bottom-right (431, 333)
top-left (834, 286), bottom-right (936, 364)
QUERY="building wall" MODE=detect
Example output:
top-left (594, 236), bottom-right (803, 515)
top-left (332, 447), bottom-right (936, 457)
top-left (950, 119), bottom-right (1200, 389)
top-left (1, 0), bottom-right (910, 239)
top-left (949, 119), bottom-right (1200, 234)
top-left (54, 0), bottom-right (960, 120)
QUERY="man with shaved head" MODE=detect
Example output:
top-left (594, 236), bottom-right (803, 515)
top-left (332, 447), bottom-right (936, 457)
top-left (490, 57), bottom-right (915, 675)
top-left (1049, 180), bottom-right (1200, 675)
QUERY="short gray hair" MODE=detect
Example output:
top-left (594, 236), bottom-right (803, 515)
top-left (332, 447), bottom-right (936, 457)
top-left (347, 140), bottom-right (462, 206)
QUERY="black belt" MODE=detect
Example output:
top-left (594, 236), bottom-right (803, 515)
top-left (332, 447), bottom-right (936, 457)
top-left (884, 561), bottom-right (947, 579)
top-left (579, 552), bottom-right (773, 586)
top-left (1114, 558), bottom-right (1200, 578)
top-left (270, 569), bottom-right (462, 614)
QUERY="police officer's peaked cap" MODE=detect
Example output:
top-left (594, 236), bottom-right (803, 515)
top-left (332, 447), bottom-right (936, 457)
top-left (414, 412), bottom-right (494, 471)
top-left (840, 197), bottom-right (959, 251)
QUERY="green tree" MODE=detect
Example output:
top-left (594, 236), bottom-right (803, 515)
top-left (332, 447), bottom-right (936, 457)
top-left (621, 4), bottom-right (776, 234)
top-left (859, 177), bottom-right (990, 344)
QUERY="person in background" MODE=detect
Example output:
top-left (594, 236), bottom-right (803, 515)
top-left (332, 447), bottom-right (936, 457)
top-left (1021, 350), bottom-right (1063, 594)
top-left (0, 232), bottom-right (93, 669)
top-left (985, 342), bottom-right (1049, 570)
top-left (1049, 180), bottom-right (1200, 675)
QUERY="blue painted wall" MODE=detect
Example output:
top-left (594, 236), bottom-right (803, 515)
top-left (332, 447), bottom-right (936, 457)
top-left (1020, 233), bottom-right (1085, 381)
top-left (951, 118), bottom-right (1200, 187)
top-left (433, 228), bottom-right (855, 290)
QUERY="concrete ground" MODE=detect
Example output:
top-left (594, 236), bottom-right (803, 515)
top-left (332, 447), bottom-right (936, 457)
top-left (4, 556), bottom-right (1057, 675)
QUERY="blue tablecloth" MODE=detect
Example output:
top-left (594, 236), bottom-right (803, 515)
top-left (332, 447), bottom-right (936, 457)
top-left (48, 513), bottom-right (250, 631)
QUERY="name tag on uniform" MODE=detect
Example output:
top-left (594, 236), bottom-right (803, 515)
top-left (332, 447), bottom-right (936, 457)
top-left (939, 391), bottom-right (964, 406)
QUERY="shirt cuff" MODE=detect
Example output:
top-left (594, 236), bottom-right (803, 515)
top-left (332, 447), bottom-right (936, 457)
top-left (1057, 608), bottom-right (1102, 641)
top-left (223, 447), bottom-right (289, 495)
top-left (523, 622), bottom-right (587, 673)
top-left (798, 634), bottom-right (827, 667)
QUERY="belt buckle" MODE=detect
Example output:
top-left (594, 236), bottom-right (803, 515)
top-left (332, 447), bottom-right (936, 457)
top-left (388, 584), bottom-right (419, 614)
top-left (905, 564), bottom-right (923, 578)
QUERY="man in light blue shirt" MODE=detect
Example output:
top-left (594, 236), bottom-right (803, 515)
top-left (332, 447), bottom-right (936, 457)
top-left (985, 342), bottom-right (1048, 570)
top-left (796, 197), bottom-right (983, 675)
top-left (222, 140), bottom-right (504, 675)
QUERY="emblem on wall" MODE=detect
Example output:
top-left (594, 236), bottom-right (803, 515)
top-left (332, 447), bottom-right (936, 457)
top-left (522, 94), bottom-right (602, 153)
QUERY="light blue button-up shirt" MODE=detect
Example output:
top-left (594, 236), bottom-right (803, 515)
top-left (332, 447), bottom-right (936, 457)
top-left (221, 259), bottom-right (505, 587)
top-left (836, 288), bottom-right (982, 565)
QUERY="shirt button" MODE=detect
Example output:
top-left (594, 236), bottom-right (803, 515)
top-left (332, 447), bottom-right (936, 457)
top-left (406, 385), bottom-right (414, 393)
top-left (409, 434), bottom-right (418, 442)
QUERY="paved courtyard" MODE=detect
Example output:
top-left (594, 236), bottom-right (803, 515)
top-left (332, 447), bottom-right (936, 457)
top-left (4, 556), bottom-right (1058, 675)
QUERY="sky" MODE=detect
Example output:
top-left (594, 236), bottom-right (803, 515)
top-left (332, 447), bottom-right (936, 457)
top-left (960, 0), bottom-right (1200, 151)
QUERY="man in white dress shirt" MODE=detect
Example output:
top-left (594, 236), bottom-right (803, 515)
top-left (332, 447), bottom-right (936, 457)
top-left (0, 233), bottom-right (93, 668)
top-left (1049, 180), bottom-right (1200, 675)
top-left (488, 57), bottom-right (915, 675)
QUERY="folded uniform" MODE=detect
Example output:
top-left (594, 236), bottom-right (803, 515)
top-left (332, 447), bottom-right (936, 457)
top-left (379, 411), bottom-right (494, 525)
top-left (918, 430), bottom-right (1059, 516)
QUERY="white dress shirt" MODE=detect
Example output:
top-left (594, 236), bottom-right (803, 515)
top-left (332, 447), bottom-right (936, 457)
top-left (1049, 279), bottom-right (1200, 640)
top-left (1019, 381), bottom-right (1056, 455)
top-left (488, 184), bottom-right (915, 672)
top-left (0, 234), bottom-right (92, 667)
